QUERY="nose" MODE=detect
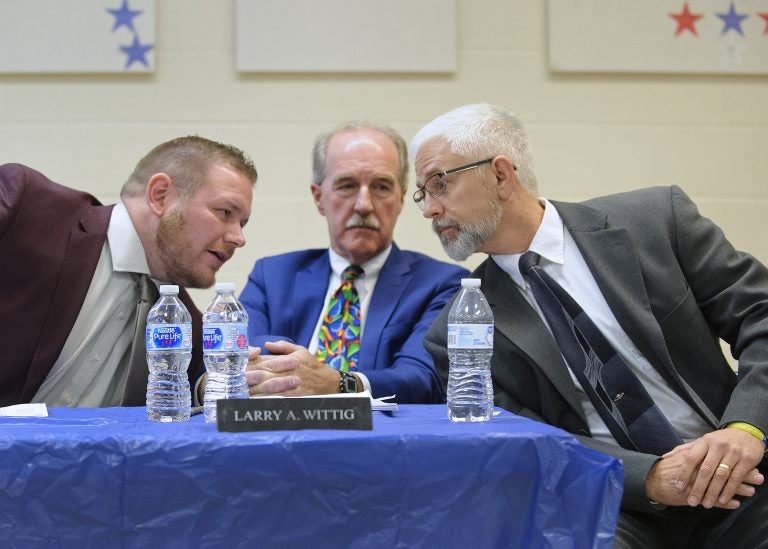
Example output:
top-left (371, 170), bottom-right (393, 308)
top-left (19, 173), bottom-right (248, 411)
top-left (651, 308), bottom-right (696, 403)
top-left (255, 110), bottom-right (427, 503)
top-left (420, 192), bottom-right (443, 219)
top-left (226, 223), bottom-right (246, 248)
top-left (354, 185), bottom-right (374, 214)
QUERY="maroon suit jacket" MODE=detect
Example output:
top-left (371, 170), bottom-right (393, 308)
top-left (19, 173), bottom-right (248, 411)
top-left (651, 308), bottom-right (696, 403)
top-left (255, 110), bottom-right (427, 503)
top-left (0, 163), bottom-right (202, 406)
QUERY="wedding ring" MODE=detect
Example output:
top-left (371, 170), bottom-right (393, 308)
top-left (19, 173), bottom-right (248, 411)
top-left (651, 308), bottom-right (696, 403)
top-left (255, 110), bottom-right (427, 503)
top-left (717, 463), bottom-right (731, 472)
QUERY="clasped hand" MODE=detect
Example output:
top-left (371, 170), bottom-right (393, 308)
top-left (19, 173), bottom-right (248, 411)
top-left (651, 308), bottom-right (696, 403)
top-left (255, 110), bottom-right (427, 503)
top-left (645, 427), bottom-right (765, 509)
top-left (245, 341), bottom-right (339, 396)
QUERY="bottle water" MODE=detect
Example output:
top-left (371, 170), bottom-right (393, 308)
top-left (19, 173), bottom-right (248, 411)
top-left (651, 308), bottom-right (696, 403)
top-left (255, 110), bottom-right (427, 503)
top-left (146, 284), bottom-right (192, 422)
top-left (203, 282), bottom-right (250, 423)
top-left (447, 278), bottom-right (494, 422)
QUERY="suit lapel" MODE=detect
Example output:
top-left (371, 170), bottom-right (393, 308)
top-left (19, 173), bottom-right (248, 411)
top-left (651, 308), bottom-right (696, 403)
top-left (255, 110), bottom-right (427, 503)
top-left (293, 252), bottom-right (332, 347)
top-left (483, 259), bottom-right (587, 421)
top-left (361, 245), bottom-right (409, 370)
top-left (553, 201), bottom-right (717, 424)
top-left (553, 202), bottom-right (678, 381)
top-left (24, 205), bottom-right (112, 400)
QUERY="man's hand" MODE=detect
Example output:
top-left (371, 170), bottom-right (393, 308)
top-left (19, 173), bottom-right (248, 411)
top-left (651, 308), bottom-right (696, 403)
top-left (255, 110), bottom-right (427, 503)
top-left (245, 340), bottom-right (339, 396)
top-left (645, 429), bottom-right (765, 509)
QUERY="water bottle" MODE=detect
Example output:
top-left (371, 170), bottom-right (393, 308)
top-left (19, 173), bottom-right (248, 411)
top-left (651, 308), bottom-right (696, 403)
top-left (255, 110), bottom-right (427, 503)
top-left (145, 284), bottom-right (192, 422)
top-left (203, 282), bottom-right (250, 423)
top-left (447, 278), bottom-right (494, 422)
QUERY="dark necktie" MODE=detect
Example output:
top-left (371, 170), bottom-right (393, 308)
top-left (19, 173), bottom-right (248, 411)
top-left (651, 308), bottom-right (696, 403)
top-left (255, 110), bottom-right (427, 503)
top-left (120, 274), bottom-right (158, 406)
top-left (316, 265), bottom-right (364, 371)
top-left (519, 251), bottom-right (683, 455)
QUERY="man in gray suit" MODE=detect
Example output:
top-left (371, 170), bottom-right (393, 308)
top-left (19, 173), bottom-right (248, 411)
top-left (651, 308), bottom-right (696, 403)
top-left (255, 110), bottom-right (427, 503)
top-left (410, 103), bottom-right (767, 548)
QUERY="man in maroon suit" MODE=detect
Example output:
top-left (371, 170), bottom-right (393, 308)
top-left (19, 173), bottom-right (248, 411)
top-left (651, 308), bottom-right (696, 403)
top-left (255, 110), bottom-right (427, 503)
top-left (0, 136), bottom-right (257, 407)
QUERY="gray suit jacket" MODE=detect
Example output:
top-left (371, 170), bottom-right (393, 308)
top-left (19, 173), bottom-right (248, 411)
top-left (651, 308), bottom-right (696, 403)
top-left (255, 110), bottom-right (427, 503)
top-left (425, 185), bottom-right (768, 512)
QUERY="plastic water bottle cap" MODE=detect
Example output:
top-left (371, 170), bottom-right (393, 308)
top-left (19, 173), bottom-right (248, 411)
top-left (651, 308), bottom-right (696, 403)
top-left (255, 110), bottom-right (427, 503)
top-left (215, 282), bottom-right (236, 293)
top-left (460, 278), bottom-right (481, 288)
top-left (159, 284), bottom-right (179, 294)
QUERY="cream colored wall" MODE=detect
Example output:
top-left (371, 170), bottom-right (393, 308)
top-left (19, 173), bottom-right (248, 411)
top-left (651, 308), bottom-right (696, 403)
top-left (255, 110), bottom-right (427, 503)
top-left (2, 0), bottom-right (767, 327)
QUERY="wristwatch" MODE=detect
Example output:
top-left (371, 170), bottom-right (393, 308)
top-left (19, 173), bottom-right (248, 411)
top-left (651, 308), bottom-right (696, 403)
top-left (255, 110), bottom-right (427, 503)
top-left (339, 371), bottom-right (359, 393)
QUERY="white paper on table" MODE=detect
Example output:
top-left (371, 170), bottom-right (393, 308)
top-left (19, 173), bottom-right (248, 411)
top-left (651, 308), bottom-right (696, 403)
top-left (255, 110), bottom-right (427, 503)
top-left (0, 403), bottom-right (49, 417)
top-left (251, 390), bottom-right (398, 412)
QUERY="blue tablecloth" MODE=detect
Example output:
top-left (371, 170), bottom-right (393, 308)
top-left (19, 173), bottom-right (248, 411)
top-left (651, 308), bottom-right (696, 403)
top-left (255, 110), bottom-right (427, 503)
top-left (0, 405), bottom-right (622, 548)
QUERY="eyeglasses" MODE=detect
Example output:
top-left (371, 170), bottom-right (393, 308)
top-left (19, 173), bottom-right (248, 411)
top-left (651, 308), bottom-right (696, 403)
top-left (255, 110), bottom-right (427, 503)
top-left (412, 158), bottom-right (495, 208)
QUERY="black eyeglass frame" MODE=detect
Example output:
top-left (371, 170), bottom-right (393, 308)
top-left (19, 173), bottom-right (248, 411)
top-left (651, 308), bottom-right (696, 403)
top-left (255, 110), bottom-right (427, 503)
top-left (412, 157), bottom-right (495, 206)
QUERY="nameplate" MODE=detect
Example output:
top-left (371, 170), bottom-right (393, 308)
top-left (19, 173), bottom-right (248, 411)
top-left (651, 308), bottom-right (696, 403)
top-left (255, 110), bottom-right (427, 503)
top-left (216, 397), bottom-right (373, 432)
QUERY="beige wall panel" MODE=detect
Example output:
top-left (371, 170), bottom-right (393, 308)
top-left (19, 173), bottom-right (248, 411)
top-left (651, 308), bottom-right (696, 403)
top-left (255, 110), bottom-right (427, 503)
top-left (1, 0), bottom-right (765, 312)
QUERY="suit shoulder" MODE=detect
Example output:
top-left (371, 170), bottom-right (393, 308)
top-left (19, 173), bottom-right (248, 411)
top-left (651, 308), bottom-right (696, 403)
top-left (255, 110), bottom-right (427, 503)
top-left (583, 186), bottom-right (679, 210)
top-left (252, 248), bottom-right (327, 268)
top-left (398, 249), bottom-right (469, 276)
top-left (573, 186), bottom-right (688, 225)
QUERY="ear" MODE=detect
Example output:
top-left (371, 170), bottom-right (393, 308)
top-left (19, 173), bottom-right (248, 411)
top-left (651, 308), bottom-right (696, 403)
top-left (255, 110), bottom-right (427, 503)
top-left (145, 173), bottom-right (177, 216)
top-left (310, 183), bottom-right (326, 216)
top-left (491, 156), bottom-right (518, 200)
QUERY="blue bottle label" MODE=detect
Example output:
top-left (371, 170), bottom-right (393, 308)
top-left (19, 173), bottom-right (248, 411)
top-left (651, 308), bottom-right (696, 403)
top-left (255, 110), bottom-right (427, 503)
top-left (203, 323), bottom-right (248, 352)
top-left (146, 324), bottom-right (192, 351)
top-left (447, 323), bottom-right (493, 349)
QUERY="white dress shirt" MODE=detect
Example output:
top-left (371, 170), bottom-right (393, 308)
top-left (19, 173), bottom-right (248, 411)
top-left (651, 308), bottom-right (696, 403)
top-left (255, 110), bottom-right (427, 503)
top-left (492, 200), bottom-right (710, 444)
top-left (307, 246), bottom-right (392, 393)
top-left (32, 203), bottom-right (153, 407)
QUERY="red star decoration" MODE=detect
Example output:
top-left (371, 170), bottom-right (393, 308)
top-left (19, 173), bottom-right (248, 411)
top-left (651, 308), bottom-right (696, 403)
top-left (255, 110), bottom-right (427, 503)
top-left (759, 13), bottom-right (768, 34)
top-left (669, 2), bottom-right (704, 36)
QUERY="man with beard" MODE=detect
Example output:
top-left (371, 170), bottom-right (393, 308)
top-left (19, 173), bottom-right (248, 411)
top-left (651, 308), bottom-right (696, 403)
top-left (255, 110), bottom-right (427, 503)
top-left (411, 103), bottom-right (768, 548)
top-left (0, 136), bottom-right (257, 407)
top-left (236, 121), bottom-right (467, 403)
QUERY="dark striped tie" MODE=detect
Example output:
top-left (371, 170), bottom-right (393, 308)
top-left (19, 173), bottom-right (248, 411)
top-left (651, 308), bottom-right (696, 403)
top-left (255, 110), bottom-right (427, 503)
top-left (519, 251), bottom-right (683, 455)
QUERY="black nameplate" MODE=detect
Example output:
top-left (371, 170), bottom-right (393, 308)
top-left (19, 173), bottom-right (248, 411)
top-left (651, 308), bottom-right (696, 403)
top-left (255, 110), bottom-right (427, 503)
top-left (216, 397), bottom-right (373, 432)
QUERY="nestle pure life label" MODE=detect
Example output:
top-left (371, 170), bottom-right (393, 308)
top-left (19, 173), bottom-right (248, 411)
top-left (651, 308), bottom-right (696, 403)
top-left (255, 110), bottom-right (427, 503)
top-left (146, 324), bottom-right (192, 351)
top-left (202, 323), bottom-right (249, 352)
top-left (447, 323), bottom-right (493, 349)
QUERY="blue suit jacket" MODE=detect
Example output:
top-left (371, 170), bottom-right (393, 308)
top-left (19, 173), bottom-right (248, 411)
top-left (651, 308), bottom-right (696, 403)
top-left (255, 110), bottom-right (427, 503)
top-left (240, 244), bottom-right (468, 403)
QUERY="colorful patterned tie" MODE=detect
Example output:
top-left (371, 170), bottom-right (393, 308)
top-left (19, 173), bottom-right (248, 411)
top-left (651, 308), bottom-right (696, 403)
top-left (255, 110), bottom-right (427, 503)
top-left (316, 265), bottom-right (364, 371)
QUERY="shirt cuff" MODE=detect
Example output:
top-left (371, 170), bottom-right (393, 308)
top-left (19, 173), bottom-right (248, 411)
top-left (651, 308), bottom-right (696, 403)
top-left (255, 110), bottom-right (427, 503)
top-left (354, 372), bottom-right (372, 394)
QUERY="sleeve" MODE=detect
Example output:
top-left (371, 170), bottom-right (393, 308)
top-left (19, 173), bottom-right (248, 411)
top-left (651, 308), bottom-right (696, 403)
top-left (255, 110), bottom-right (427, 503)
top-left (0, 164), bottom-right (25, 237)
top-left (670, 185), bottom-right (768, 434)
top-left (365, 263), bottom-right (468, 403)
top-left (239, 259), bottom-right (297, 352)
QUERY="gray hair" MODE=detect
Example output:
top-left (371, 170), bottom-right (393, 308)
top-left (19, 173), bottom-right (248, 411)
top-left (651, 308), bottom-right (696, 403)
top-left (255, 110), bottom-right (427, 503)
top-left (121, 135), bottom-right (258, 199)
top-left (312, 120), bottom-right (409, 193)
top-left (409, 103), bottom-right (538, 196)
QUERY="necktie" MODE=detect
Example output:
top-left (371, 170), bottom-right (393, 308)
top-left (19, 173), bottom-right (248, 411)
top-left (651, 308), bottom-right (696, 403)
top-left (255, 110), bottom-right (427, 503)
top-left (316, 265), bottom-right (364, 371)
top-left (519, 251), bottom-right (682, 455)
top-left (120, 274), bottom-right (158, 406)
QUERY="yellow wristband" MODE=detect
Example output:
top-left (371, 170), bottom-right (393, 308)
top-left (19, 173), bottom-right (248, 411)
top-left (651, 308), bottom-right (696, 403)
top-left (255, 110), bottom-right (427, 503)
top-left (727, 422), bottom-right (767, 446)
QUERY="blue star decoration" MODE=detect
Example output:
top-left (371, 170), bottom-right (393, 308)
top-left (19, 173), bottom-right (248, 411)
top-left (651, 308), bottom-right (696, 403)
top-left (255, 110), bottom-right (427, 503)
top-left (121, 35), bottom-right (154, 69)
top-left (716, 2), bottom-right (749, 35)
top-left (107, 0), bottom-right (143, 33)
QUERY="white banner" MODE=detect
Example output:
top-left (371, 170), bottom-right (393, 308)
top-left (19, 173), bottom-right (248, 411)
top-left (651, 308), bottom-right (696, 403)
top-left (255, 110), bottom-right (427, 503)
top-left (549, 0), bottom-right (768, 74)
top-left (0, 0), bottom-right (155, 73)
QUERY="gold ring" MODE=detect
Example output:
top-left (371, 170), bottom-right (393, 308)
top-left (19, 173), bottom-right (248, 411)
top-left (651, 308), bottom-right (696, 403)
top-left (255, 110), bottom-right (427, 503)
top-left (717, 463), bottom-right (731, 472)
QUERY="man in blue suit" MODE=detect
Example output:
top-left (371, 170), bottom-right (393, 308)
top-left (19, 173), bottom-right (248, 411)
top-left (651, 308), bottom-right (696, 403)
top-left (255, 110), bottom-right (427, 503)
top-left (240, 121), bottom-right (467, 403)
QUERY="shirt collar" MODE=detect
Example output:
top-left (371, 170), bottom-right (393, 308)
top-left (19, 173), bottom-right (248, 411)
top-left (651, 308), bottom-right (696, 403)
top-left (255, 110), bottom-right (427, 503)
top-left (327, 245), bottom-right (392, 279)
top-left (491, 199), bottom-right (565, 287)
top-left (107, 202), bottom-right (150, 276)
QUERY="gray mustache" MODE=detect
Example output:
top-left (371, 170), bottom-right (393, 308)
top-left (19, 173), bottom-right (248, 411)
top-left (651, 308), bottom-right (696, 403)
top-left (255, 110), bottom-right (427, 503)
top-left (432, 219), bottom-right (458, 232)
top-left (346, 214), bottom-right (380, 230)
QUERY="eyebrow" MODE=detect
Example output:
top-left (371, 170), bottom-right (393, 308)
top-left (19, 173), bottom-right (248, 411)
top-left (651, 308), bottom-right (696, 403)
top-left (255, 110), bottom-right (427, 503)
top-left (332, 174), bottom-right (397, 185)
